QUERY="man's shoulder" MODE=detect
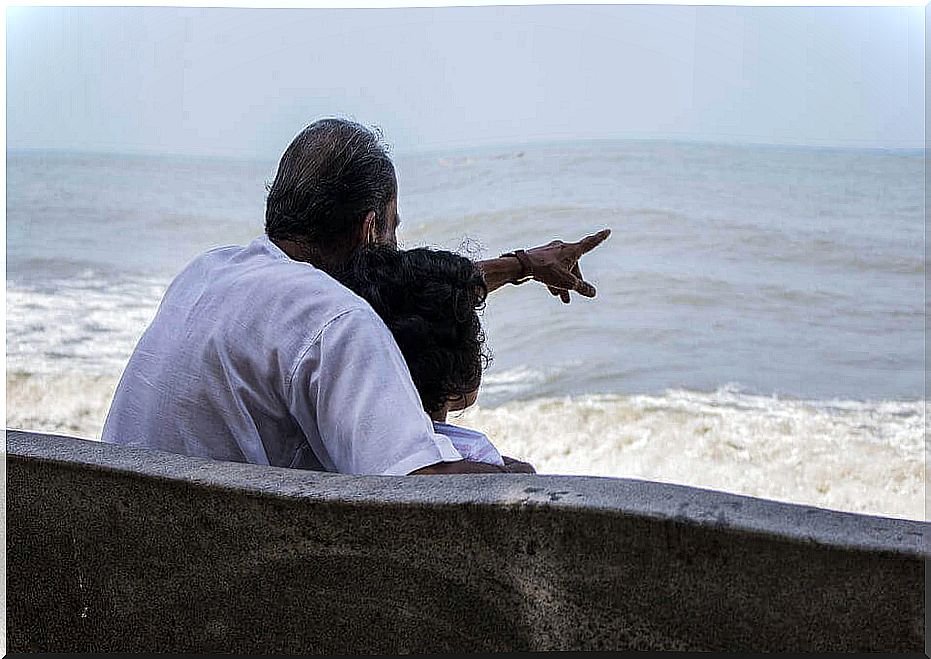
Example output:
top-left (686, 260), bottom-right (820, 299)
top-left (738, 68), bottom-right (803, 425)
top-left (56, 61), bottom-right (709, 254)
top-left (181, 235), bottom-right (352, 297)
top-left (185, 235), bottom-right (379, 330)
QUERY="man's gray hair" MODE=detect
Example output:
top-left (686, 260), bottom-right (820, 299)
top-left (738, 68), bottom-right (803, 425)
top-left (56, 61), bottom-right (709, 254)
top-left (265, 118), bottom-right (396, 245)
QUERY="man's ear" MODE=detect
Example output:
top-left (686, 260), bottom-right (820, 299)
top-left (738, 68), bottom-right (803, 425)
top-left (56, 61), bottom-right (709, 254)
top-left (361, 211), bottom-right (377, 244)
top-left (349, 211), bottom-right (377, 251)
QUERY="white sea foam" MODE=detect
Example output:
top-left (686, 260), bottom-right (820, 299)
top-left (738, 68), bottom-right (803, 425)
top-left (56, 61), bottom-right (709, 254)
top-left (7, 277), bottom-right (165, 375)
top-left (6, 372), bottom-right (119, 439)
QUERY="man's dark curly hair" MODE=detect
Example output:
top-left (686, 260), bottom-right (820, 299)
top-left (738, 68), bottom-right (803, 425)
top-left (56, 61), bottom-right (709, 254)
top-left (337, 245), bottom-right (491, 415)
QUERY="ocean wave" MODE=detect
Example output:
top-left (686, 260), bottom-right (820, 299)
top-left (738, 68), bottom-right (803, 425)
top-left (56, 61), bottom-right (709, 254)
top-left (715, 226), bottom-right (924, 275)
top-left (7, 277), bottom-right (167, 375)
top-left (7, 256), bottom-right (117, 282)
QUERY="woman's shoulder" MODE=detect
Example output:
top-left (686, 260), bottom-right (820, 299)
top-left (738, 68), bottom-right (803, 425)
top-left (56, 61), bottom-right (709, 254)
top-left (432, 421), bottom-right (489, 441)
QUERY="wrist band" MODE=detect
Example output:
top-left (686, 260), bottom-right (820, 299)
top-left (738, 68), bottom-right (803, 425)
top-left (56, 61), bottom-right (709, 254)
top-left (499, 249), bottom-right (534, 285)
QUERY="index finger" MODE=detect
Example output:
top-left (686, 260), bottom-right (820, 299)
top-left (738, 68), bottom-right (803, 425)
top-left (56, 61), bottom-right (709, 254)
top-left (573, 228), bottom-right (611, 255)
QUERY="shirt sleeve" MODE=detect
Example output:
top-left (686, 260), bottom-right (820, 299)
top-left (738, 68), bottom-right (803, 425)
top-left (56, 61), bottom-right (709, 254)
top-left (433, 423), bottom-right (505, 467)
top-left (287, 307), bottom-right (464, 475)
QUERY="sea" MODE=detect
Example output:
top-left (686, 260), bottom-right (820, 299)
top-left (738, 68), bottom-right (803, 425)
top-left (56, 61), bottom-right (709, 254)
top-left (6, 140), bottom-right (925, 519)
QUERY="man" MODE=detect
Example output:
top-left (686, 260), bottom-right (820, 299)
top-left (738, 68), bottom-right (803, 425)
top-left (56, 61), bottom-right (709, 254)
top-left (102, 118), bottom-right (610, 475)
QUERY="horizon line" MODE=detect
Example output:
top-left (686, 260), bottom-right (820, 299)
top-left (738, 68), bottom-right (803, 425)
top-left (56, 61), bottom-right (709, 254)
top-left (7, 134), bottom-right (925, 162)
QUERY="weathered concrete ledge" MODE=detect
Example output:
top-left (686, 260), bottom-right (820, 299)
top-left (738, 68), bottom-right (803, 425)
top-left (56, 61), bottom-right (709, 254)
top-left (7, 429), bottom-right (928, 653)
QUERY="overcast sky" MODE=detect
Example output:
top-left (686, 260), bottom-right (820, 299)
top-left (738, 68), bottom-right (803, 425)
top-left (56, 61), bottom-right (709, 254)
top-left (6, 4), bottom-right (924, 158)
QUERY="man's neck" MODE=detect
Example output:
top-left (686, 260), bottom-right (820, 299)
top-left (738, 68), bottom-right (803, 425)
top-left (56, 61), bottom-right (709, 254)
top-left (270, 236), bottom-right (347, 274)
top-left (429, 408), bottom-right (448, 423)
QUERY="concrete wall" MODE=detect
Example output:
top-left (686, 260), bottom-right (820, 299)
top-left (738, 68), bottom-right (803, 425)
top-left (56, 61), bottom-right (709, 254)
top-left (7, 429), bottom-right (928, 653)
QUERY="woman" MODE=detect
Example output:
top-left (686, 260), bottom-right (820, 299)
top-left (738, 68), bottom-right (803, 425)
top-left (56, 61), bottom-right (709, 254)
top-left (338, 244), bottom-right (532, 471)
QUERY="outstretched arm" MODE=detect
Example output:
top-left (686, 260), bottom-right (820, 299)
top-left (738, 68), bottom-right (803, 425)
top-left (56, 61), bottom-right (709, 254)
top-left (475, 254), bottom-right (527, 294)
top-left (476, 228), bottom-right (611, 303)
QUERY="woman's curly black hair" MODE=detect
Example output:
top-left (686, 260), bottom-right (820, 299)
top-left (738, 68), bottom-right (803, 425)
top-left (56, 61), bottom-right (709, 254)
top-left (337, 245), bottom-right (491, 414)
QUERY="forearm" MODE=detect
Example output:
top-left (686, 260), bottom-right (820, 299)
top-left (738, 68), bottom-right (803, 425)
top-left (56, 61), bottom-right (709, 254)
top-left (502, 455), bottom-right (536, 473)
top-left (476, 256), bottom-right (524, 294)
top-left (410, 458), bottom-right (536, 475)
top-left (410, 459), bottom-right (508, 474)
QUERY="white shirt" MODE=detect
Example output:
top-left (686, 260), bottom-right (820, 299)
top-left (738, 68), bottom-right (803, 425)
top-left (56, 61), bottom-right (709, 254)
top-left (101, 235), bottom-right (464, 475)
top-left (433, 421), bottom-right (504, 467)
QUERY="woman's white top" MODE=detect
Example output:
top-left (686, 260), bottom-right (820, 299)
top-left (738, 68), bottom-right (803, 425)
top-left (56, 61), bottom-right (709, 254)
top-left (433, 421), bottom-right (505, 467)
